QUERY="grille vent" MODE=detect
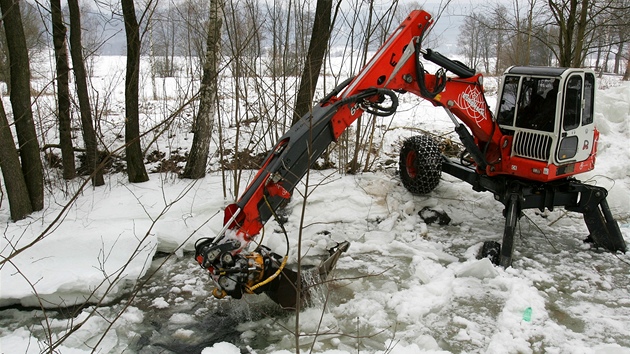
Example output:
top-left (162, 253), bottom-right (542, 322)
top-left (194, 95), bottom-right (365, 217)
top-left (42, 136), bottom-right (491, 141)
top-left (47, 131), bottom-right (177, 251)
top-left (513, 130), bottom-right (552, 161)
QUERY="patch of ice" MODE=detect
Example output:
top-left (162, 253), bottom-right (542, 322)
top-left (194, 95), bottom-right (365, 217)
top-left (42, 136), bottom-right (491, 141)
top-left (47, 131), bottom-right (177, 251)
top-left (168, 313), bottom-right (195, 324)
top-left (201, 342), bottom-right (241, 354)
top-left (150, 296), bottom-right (169, 309)
top-left (456, 258), bottom-right (500, 279)
top-left (173, 328), bottom-right (195, 339)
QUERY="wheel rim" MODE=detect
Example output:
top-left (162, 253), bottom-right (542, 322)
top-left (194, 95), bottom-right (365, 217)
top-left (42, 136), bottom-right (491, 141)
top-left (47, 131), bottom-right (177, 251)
top-left (405, 151), bottom-right (417, 178)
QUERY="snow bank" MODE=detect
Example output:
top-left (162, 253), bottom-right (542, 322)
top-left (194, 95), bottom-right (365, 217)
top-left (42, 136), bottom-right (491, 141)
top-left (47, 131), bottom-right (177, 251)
top-left (0, 175), bottom-right (227, 308)
top-left (585, 82), bottom-right (630, 219)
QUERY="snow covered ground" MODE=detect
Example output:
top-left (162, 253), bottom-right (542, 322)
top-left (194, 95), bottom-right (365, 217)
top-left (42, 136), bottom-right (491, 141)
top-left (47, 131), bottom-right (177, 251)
top-left (1, 52), bottom-right (629, 354)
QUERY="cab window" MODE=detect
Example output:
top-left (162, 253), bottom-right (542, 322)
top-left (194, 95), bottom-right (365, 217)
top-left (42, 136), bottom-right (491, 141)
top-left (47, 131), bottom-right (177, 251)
top-left (497, 76), bottom-right (519, 126)
top-left (514, 77), bottom-right (557, 132)
top-left (563, 75), bottom-right (582, 131)
top-left (583, 73), bottom-right (595, 126)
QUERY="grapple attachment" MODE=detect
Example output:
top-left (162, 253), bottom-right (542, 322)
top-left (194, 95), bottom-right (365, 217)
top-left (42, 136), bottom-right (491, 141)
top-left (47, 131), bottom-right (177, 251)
top-left (195, 238), bottom-right (350, 308)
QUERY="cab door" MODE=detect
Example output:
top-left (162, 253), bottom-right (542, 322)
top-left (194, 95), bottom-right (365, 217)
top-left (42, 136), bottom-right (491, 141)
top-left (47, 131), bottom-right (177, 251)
top-left (556, 72), bottom-right (596, 163)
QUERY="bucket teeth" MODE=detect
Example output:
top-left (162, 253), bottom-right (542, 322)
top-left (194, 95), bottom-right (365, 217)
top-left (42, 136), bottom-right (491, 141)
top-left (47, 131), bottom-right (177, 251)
top-left (318, 241), bottom-right (351, 279)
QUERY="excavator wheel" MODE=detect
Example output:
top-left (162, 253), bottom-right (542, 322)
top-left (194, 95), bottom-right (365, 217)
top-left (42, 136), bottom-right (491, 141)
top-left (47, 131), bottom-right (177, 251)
top-left (399, 135), bottom-right (442, 195)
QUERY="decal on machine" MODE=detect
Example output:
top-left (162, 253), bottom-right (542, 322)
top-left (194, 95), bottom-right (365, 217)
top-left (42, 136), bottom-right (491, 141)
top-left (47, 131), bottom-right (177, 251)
top-left (350, 103), bottom-right (360, 116)
top-left (456, 85), bottom-right (486, 128)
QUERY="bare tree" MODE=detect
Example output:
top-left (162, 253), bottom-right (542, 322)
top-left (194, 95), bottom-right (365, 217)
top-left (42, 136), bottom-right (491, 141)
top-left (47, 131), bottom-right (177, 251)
top-left (264, 2), bottom-right (300, 137)
top-left (0, 0), bottom-right (44, 211)
top-left (347, 0), bottom-right (376, 175)
top-left (464, 1), bottom-right (560, 69)
top-left (292, 0), bottom-right (334, 125)
top-left (181, 0), bottom-right (225, 179)
top-left (624, 49), bottom-right (630, 79)
top-left (544, 0), bottom-right (627, 67)
top-left (547, 0), bottom-right (590, 66)
top-left (0, 98), bottom-right (32, 221)
top-left (176, 0), bottom-right (210, 79)
top-left (613, 38), bottom-right (625, 74)
top-left (611, 0), bottom-right (630, 74)
top-left (151, 5), bottom-right (179, 78)
top-left (495, 0), bottom-right (545, 66)
top-left (51, 0), bottom-right (76, 180)
top-left (68, 0), bottom-right (105, 186)
top-left (458, 14), bottom-right (484, 70)
top-left (334, 0), bottom-right (399, 174)
top-left (122, 0), bottom-right (150, 183)
top-left (0, 1), bottom-right (44, 92)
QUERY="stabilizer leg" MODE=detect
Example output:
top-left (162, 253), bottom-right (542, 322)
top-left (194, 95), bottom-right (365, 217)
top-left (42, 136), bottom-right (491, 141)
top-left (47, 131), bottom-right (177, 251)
top-left (568, 184), bottom-right (627, 253)
top-left (500, 193), bottom-right (521, 268)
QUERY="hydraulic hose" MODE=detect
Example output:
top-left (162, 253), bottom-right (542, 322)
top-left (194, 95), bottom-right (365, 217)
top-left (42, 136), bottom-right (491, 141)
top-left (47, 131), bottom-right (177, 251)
top-left (415, 42), bottom-right (447, 99)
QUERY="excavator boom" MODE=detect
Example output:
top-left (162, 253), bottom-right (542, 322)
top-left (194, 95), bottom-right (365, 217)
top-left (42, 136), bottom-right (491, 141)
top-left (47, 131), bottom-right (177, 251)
top-left (218, 10), bottom-right (498, 246)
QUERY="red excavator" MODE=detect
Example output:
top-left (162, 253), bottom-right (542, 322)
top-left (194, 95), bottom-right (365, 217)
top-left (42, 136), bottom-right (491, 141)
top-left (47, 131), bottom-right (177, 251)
top-left (194, 10), bottom-right (626, 308)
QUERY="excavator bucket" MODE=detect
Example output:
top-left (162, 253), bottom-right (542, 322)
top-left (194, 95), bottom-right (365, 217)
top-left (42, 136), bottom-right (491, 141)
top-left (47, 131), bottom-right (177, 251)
top-left (265, 241), bottom-right (350, 309)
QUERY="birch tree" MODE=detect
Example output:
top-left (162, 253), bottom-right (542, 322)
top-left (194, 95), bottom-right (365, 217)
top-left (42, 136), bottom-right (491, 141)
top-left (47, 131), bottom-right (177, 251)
top-left (181, 0), bottom-right (225, 179)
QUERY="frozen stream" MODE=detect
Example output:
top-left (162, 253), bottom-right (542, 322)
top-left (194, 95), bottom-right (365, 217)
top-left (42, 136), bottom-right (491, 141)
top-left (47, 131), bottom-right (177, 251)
top-left (135, 215), bottom-right (630, 354)
top-left (2, 200), bottom-right (629, 354)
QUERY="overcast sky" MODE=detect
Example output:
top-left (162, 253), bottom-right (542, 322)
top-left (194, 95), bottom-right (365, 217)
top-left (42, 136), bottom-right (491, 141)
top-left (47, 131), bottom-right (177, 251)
top-left (98, 0), bottom-right (493, 56)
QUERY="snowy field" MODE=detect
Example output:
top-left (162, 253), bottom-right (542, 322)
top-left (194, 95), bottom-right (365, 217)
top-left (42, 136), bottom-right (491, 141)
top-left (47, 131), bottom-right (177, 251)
top-left (1, 52), bottom-right (629, 354)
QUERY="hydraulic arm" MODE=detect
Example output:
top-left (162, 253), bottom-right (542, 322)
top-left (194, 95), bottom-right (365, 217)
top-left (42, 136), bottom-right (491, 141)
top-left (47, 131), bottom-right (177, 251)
top-left (201, 10), bottom-right (497, 251)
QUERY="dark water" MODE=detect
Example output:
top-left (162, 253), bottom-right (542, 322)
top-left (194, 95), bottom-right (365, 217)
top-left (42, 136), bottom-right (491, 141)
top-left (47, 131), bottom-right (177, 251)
top-left (0, 252), bottom-right (288, 354)
top-left (128, 253), bottom-right (294, 353)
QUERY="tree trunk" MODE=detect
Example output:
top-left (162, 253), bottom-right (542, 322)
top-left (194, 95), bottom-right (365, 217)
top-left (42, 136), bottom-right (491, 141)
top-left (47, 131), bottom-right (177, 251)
top-left (0, 0), bottom-right (44, 211)
top-left (594, 36), bottom-right (603, 70)
top-left (602, 41), bottom-right (612, 74)
top-left (571, 0), bottom-right (590, 67)
top-left (181, 0), bottom-right (225, 179)
top-left (623, 46), bottom-right (630, 81)
top-left (51, 0), bottom-right (75, 180)
top-left (67, 0), bottom-right (104, 186)
top-left (291, 0), bottom-right (333, 126)
top-left (121, 0), bottom-right (149, 183)
top-left (614, 41), bottom-right (624, 74)
top-left (548, 0), bottom-right (594, 67)
top-left (548, 0), bottom-right (572, 67)
top-left (348, 0), bottom-right (374, 174)
top-left (525, 1), bottom-right (534, 66)
top-left (0, 98), bottom-right (32, 221)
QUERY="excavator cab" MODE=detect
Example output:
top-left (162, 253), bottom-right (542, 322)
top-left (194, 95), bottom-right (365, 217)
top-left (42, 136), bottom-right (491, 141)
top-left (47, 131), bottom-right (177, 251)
top-left (496, 67), bottom-right (597, 175)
